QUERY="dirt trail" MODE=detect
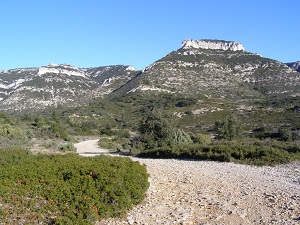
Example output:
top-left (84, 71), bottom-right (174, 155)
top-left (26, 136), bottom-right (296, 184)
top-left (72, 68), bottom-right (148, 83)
top-left (75, 139), bottom-right (109, 156)
top-left (76, 139), bottom-right (300, 225)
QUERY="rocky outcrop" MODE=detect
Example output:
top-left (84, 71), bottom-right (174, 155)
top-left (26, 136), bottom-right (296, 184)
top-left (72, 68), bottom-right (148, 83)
top-left (37, 64), bottom-right (85, 77)
top-left (182, 39), bottom-right (245, 51)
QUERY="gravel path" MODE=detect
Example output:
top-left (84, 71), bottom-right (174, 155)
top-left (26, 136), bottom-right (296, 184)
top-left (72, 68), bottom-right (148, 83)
top-left (75, 139), bottom-right (109, 156)
top-left (76, 140), bottom-right (300, 224)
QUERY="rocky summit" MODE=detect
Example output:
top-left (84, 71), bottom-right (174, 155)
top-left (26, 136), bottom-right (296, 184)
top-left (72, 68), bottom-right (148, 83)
top-left (0, 64), bottom-right (137, 113)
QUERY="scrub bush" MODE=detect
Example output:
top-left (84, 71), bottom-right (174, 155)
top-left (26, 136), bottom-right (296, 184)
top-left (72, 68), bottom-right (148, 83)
top-left (0, 148), bottom-right (149, 224)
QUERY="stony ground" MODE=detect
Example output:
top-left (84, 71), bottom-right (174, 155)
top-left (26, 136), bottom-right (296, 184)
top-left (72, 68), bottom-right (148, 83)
top-left (76, 140), bottom-right (300, 225)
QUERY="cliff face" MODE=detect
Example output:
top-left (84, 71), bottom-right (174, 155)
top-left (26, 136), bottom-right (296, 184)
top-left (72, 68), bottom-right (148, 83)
top-left (181, 39), bottom-right (245, 51)
top-left (37, 64), bottom-right (85, 77)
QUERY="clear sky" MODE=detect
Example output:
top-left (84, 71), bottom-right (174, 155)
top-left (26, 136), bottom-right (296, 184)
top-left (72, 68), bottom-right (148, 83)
top-left (0, 0), bottom-right (299, 70)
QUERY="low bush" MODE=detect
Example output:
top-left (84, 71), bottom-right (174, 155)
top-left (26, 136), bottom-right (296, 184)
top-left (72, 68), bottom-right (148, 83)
top-left (137, 141), bottom-right (300, 166)
top-left (98, 138), bottom-right (116, 150)
top-left (0, 124), bottom-right (29, 148)
top-left (192, 133), bottom-right (212, 145)
top-left (0, 147), bottom-right (149, 224)
top-left (59, 143), bottom-right (77, 152)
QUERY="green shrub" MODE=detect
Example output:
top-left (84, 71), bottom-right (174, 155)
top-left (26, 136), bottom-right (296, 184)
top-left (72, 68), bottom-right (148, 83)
top-left (0, 148), bottom-right (149, 224)
top-left (136, 108), bottom-right (192, 150)
top-left (42, 141), bottom-right (60, 150)
top-left (214, 115), bottom-right (243, 140)
top-left (137, 141), bottom-right (300, 166)
top-left (192, 133), bottom-right (212, 145)
top-left (117, 130), bottom-right (131, 139)
top-left (169, 128), bottom-right (193, 145)
top-left (0, 124), bottom-right (27, 140)
top-left (59, 143), bottom-right (76, 152)
top-left (0, 124), bottom-right (29, 148)
top-left (98, 138), bottom-right (116, 150)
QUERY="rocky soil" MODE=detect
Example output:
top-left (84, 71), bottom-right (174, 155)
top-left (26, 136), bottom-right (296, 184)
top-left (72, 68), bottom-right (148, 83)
top-left (76, 140), bottom-right (300, 225)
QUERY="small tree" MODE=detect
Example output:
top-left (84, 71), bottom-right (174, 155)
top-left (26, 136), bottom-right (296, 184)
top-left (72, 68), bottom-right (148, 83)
top-left (214, 115), bottom-right (243, 140)
top-left (138, 109), bottom-right (172, 148)
top-left (278, 127), bottom-right (292, 141)
top-left (138, 108), bottom-right (192, 149)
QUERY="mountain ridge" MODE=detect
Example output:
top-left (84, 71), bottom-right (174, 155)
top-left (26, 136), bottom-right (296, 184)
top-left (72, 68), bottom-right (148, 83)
top-left (0, 63), bottom-right (138, 113)
top-left (1, 39), bottom-right (299, 114)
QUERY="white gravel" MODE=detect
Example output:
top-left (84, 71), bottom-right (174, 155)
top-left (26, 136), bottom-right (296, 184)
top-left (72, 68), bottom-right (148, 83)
top-left (76, 140), bottom-right (300, 224)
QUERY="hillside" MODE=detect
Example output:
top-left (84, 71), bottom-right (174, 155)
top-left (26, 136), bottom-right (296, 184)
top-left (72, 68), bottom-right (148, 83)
top-left (113, 39), bottom-right (300, 101)
top-left (0, 64), bottom-right (137, 113)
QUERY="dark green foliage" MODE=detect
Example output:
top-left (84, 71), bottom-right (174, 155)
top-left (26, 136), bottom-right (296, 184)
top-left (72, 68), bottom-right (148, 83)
top-left (214, 115), bottom-right (243, 140)
top-left (0, 148), bottom-right (149, 224)
top-left (137, 108), bottom-right (192, 149)
top-left (137, 140), bottom-right (300, 166)
top-left (175, 97), bottom-right (197, 107)
top-left (138, 108), bottom-right (172, 146)
top-left (33, 115), bottom-right (70, 140)
top-left (278, 127), bottom-right (292, 141)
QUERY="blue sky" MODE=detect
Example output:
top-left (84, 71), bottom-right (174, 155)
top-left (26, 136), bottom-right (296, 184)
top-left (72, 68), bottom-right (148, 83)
top-left (0, 0), bottom-right (299, 70)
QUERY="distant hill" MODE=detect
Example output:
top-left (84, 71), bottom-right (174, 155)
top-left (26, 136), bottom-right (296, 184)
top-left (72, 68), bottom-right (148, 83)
top-left (286, 61), bottom-right (300, 72)
top-left (0, 64), bottom-right (138, 113)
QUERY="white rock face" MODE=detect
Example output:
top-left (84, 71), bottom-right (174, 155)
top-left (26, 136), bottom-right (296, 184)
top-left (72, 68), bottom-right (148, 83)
top-left (126, 66), bottom-right (136, 71)
top-left (38, 64), bottom-right (85, 77)
top-left (182, 39), bottom-right (245, 51)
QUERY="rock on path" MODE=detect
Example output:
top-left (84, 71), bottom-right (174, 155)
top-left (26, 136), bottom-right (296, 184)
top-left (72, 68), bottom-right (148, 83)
top-left (76, 140), bottom-right (300, 224)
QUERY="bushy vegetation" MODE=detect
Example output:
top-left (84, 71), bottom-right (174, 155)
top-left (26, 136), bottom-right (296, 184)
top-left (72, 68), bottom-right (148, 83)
top-left (59, 142), bottom-right (77, 152)
top-left (214, 115), bottom-right (243, 140)
top-left (135, 108), bottom-right (192, 150)
top-left (0, 148), bottom-right (149, 224)
top-left (128, 107), bottom-right (300, 166)
top-left (0, 124), bottom-right (30, 148)
top-left (137, 140), bottom-right (300, 166)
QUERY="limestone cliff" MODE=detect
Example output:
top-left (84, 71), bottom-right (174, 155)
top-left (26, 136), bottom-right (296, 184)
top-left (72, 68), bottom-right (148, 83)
top-left (37, 64), bottom-right (85, 77)
top-left (182, 39), bottom-right (245, 51)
